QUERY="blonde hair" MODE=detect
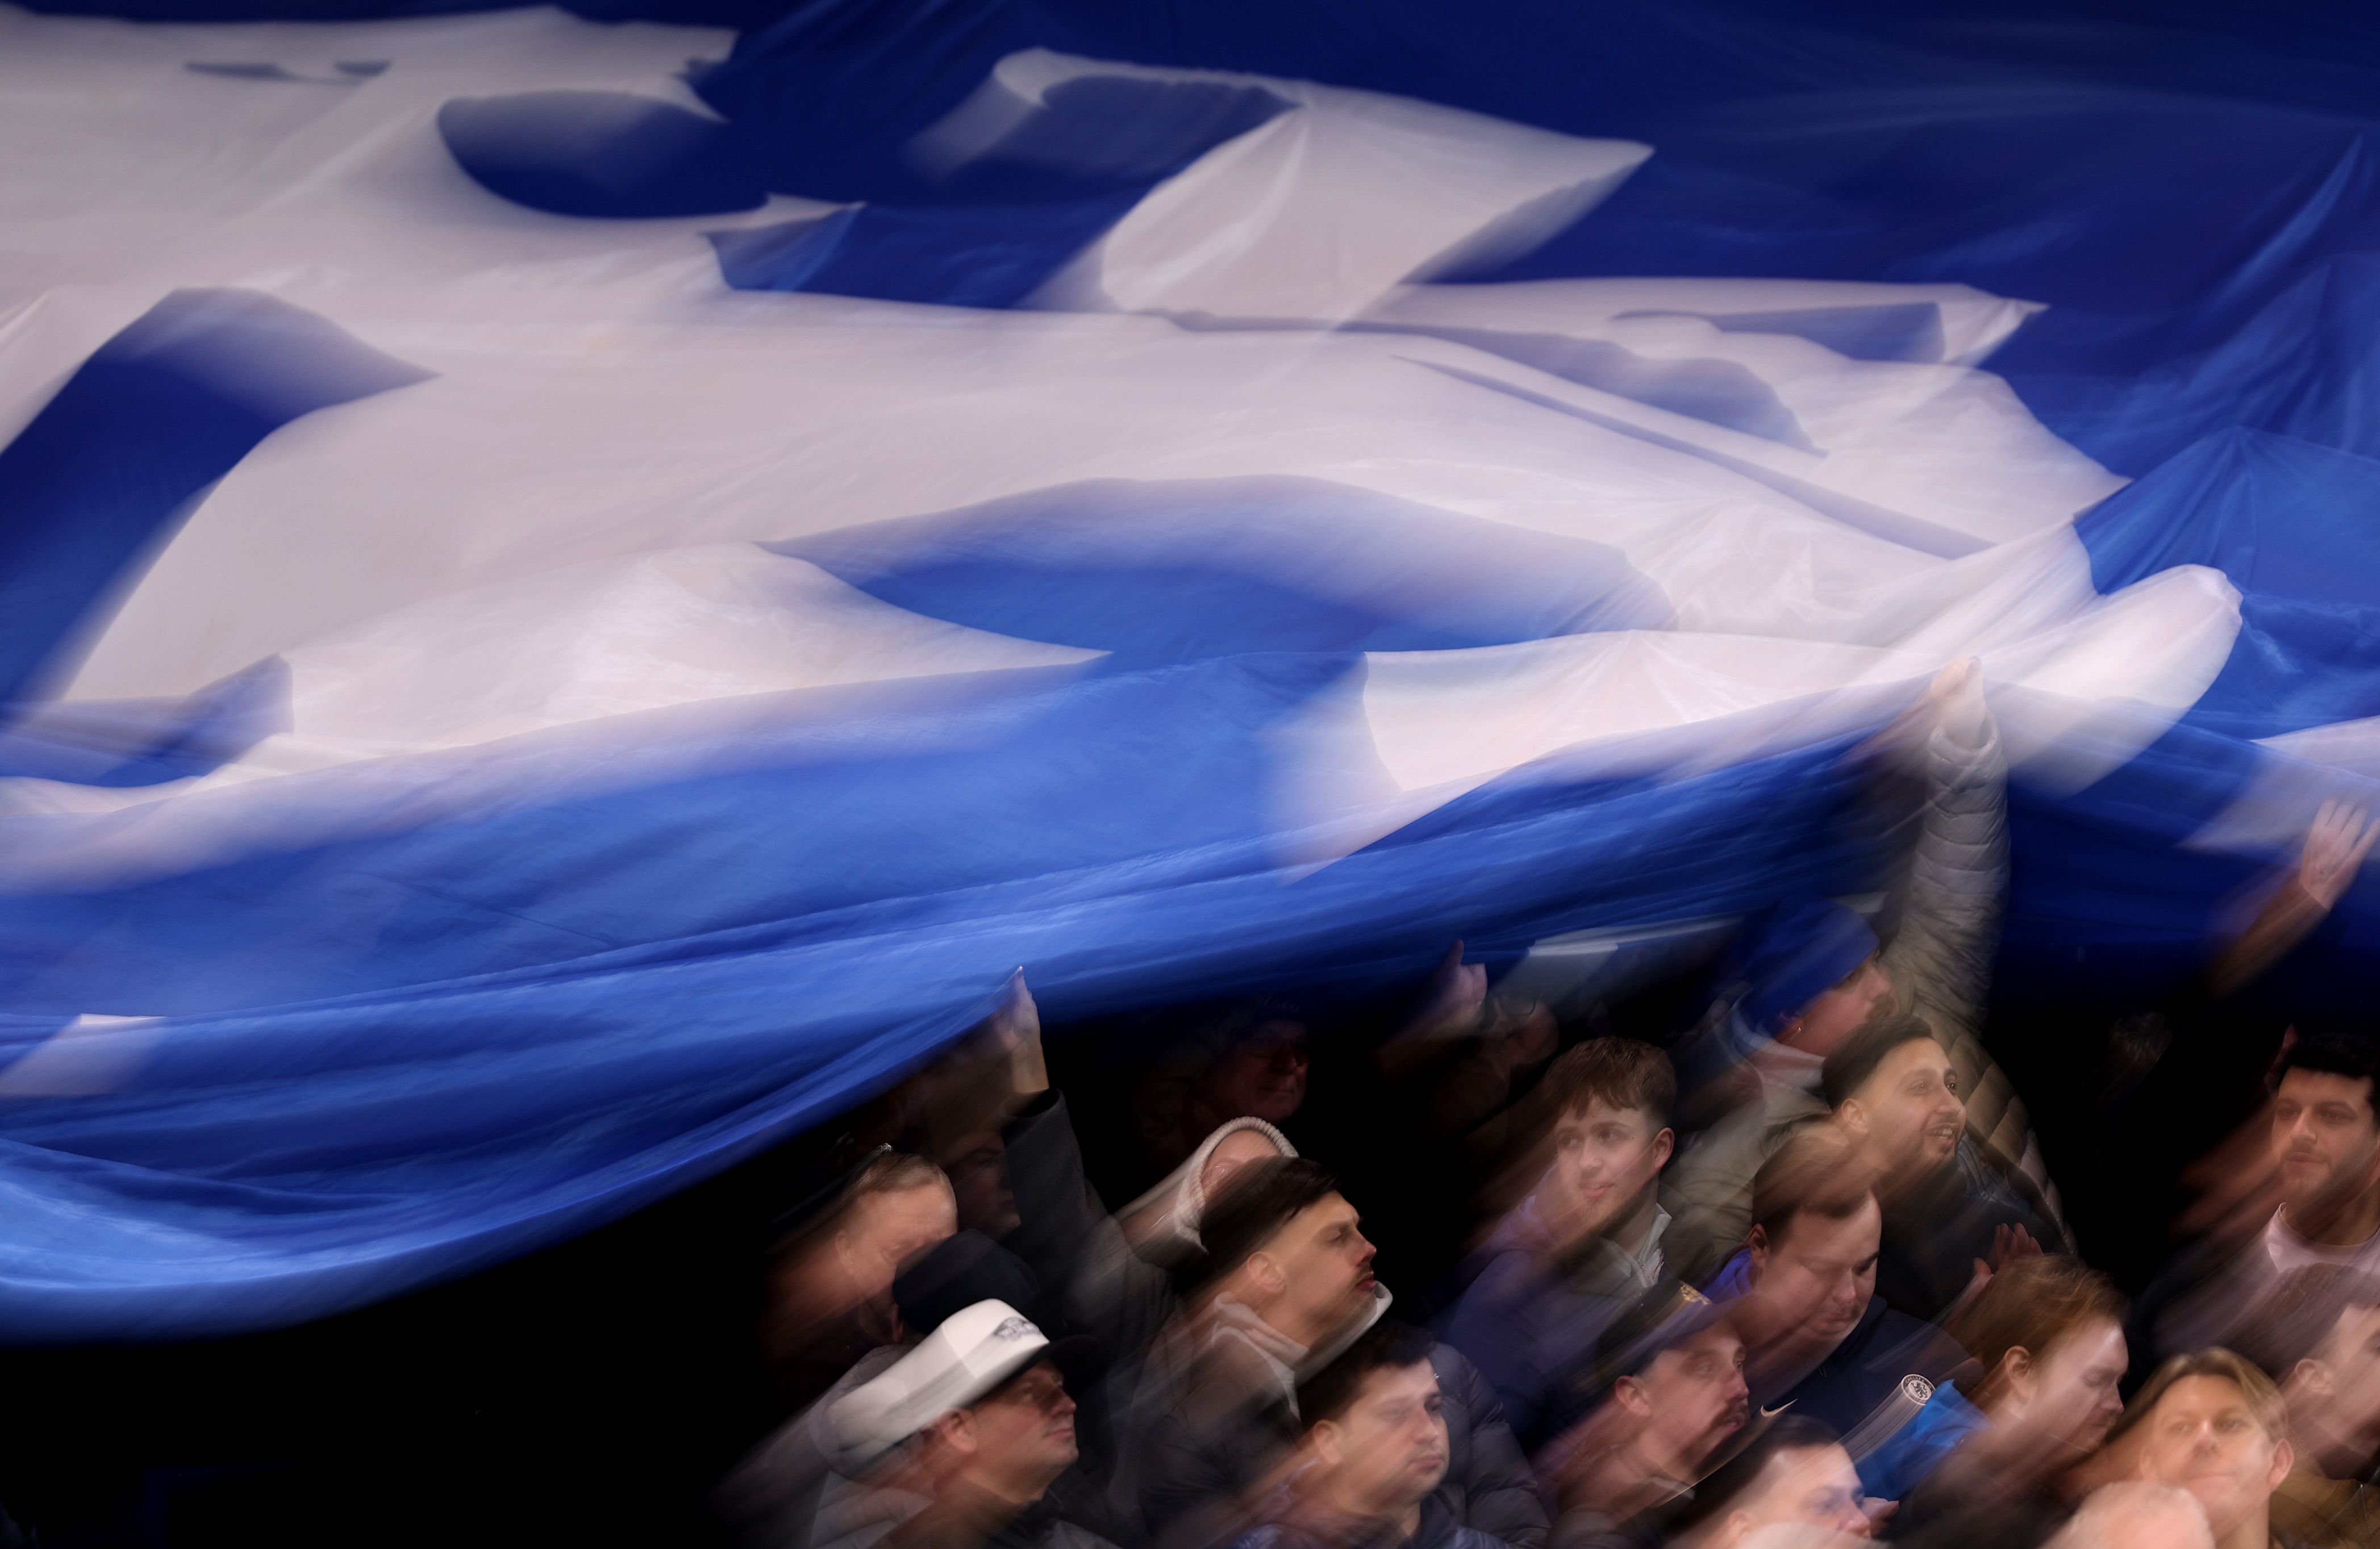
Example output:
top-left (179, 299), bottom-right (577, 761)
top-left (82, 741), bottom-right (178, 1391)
top-left (2110, 1348), bottom-right (2287, 1447)
top-left (845, 1149), bottom-right (952, 1206)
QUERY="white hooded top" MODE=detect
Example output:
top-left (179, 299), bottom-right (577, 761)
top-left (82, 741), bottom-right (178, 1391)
top-left (1119, 1115), bottom-right (1298, 1265)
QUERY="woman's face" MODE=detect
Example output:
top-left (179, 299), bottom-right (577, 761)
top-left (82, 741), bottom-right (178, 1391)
top-left (2023, 1318), bottom-right (2129, 1454)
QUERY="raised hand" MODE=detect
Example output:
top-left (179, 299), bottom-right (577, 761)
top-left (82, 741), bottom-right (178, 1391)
top-left (1854, 655), bottom-right (1985, 763)
top-left (2209, 800), bottom-right (2376, 996)
top-left (1399, 940), bottom-right (1489, 1042)
top-left (987, 969), bottom-right (1047, 1103)
top-left (1989, 1221), bottom-right (2041, 1272)
top-left (1947, 1221), bottom-right (2045, 1322)
top-left (2297, 800), bottom-right (2377, 909)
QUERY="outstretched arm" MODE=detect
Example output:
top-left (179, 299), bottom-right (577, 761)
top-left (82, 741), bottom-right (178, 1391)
top-left (2208, 800), bottom-right (2376, 997)
top-left (1865, 661), bottom-right (2080, 1244)
top-left (985, 975), bottom-right (1181, 1364)
top-left (1873, 658), bottom-right (2006, 1054)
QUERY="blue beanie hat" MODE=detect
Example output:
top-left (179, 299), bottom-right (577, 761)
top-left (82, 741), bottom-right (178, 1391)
top-left (1735, 899), bottom-right (1878, 1036)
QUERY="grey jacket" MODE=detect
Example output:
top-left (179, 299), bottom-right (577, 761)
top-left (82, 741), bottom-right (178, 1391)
top-left (1663, 701), bottom-right (2066, 1283)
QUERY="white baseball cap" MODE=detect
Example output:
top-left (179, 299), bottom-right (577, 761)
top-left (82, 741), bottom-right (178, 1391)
top-left (827, 1299), bottom-right (1055, 1471)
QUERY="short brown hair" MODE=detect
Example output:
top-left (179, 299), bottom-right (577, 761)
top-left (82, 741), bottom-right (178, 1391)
top-left (1749, 1124), bottom-right (1872, 1248)
top-left (1819, 1009), bottom-right (1944, 1111)
top-left (2233, 1264), bottom-right (2380, 1376)
top-left (2111, 1348), bottom-right (2287, 1448)
top-left (1195, 1156), bottom-right (1341, 1289)
top-left (1297, 1319), bottom-right (1436, 1428)
top-left (1947, 1255), bottom-right (2125, 1398)
top-left (1540, 1037), bottom-right (1675, 1130)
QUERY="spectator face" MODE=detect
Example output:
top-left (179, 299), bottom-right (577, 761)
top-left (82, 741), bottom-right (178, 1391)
top-left (1622, 1326), bottom-right (1752, 1475)
top-left (944, 1130), bottom-right (1021, 1242)
top-left (1260, 1191), bottom-right (1379, 1342)
top-left (1748, 1197), bottom-right (1881, 1355)
top-left (1548, 1097), bottom-right (1674, 1243)
top-left (2270, 1068), bottom-right (2380, 1222)
top-left (1719, 1442), bottom-right (1872, 1543)
top-left (2136, 1375), bottom-right (2292, 1540)
top-left (838, 1183), bottom-right (958, 1309)
top-left (1844, 1039), bottom-right (1964, 1175)
top-left (1782, 957), bottom-right (1893, 1058)
top-left (2305, 1302), bottom-right (2380, 1466)
top-left (959, 1359), bottom-right (1079, 1487)
top-left (1202, 1128), bottom-right (1286, 1199)
top-left (2021, 1318), bottom-right (2129, 1454)
top-left (1316, 1359), bottom-right (1450, 1513)
top-left (1201, 1021), bottom-right (1310, 1126)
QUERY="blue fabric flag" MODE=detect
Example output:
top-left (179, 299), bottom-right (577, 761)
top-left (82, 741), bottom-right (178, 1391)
top-left (1, 0), bottom-right (2377, 1341)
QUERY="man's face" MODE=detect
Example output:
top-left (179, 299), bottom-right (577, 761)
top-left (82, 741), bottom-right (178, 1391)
top-left (2025, 1318), bottom-right (2129, 1455)
top-left (2270, 1069), bottom-right (2380, 1220)
top-left (966, 1360), bottom-right (1079, 1483)
top-left (1729, 1442), bottom-right (1872, 1540)
top-left (1265, 1192), bottom-right (1378, 1339)
top-left (1781, 957), bottom-right (1893, 1058)
top-left (1847, 1038), bottom-right (1964, 1175)
top-left (1625, 1326), bottom-right (1750, 1475)
top-left (839, 1183), bottom-right (957, 1306)
top-left (1319, 1360), bottom-right (1450, 1514)
top-left (2310, 1302), bottom-right (2380, 1462)
top-left (2136, 1375), bottom-right (2291, 1539)
top-left (1202, 1022), bottom-right (1310, 1126)
top-left (1547, 1098), bottom-right (1673, 1246)
top-left (1748, 1196), bottom-right (1881, 1356)
top-left (944, 1131), bottom-right (1021, 1242)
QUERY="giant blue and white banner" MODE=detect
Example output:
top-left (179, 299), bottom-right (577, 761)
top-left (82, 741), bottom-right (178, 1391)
top-left (1, 0), bottom-right (2375, 1339)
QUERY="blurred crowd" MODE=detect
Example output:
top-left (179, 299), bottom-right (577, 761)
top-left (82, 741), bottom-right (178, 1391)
top-left (712, 663), bottom-right (2380, 1549)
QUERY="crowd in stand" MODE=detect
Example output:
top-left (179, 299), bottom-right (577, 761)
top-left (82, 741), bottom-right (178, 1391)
top-left (712, 663), bottom-right (2380, 1549)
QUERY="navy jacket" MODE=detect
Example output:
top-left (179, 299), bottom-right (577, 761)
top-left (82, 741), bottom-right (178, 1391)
top-left (1436, 1217), bottom-right (1641, 1452)
top-left (1770, 1295), bottom-right (1965, 1467)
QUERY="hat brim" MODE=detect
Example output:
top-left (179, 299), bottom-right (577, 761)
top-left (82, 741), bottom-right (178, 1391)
top-left (1585, 1295), bottom-right (1733, 1401)
top-left (983, 1333), bottom-right (1104, 1398)
top-left (966, 1329), bottom-right (1107, 1402)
